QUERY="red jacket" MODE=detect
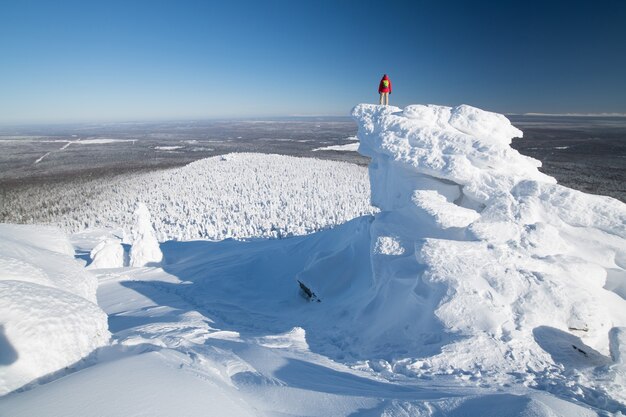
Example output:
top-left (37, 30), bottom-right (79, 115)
top-left (378, 75), bottom-right (392, 93)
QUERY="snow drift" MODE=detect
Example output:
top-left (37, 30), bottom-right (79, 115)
top-left (351, 104), bottom-right (626, 399)
top-left (0, 224), bottom-right (110, 395)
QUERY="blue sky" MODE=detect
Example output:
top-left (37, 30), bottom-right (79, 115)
top-left (1, 0), bottom-right (625, 123)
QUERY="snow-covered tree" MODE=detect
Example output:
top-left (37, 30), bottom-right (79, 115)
top-left (129, 203), bottom-right (162, 267)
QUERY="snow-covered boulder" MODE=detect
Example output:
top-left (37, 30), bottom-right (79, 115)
top-left (129, 203), bottom-right (162, 267)
top-left (0, 224), bottom-right (110, 395)
top-left (351, 104), bottom-right (626, 377)
top-left (88, 238), bottom-right (124, 269)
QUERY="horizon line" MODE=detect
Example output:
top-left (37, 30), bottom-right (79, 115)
top-left (0, 114), bottom-right (352, 128)
top-left (513, 112), bottom-right (626, 117)
top-left (3, 109), bottom-right (626, 127)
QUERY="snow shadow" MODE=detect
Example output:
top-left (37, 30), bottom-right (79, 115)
top-left (113, 279), bottom-right (206, 333)
top-left (0, 325), bottom-right (18, 366)
top-left (138, 216), bottom-right (392, 361)
top-left (532, 327), bottom-right (626, 414)
top-left (436, 394), bottom-right (548, 417)
top-left (1, 341), bottom-right (158, 397)
top-left (532, 326), bottom-right (611, 369)
top-left (122, 215), bottom-right (452, 364)
top-left (107, 306), bottom-right (187, 334)
top-left (346, 393), bottom-right (554, 417)
top-left (157, 237), bottom-right (343, 338)
top-left (272, 357), bottom-right (449, 400)
top-left (202, 337), bottom-right (458, 405)
top-left (74, 248), bottom-right (91, 265)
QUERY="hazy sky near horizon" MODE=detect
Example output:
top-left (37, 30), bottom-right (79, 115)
top-left (1, 0), bottom-right (625, 123)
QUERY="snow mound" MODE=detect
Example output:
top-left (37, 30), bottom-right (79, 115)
top-left (0, 224), bottom-right (110, 395)
top-left (88, 238), bottom-right (124, 269)
top-left (0, 224), bottom-right (96, 301)
top-left (352, 104), bottom-right (626, 402)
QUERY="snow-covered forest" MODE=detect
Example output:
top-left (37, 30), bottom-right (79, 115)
top-left (0, 153), bottom-right (375, 241)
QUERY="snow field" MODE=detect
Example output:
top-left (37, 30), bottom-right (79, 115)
top-left (2, 220), bottom-right (597, 416)
top-left (1, 153), bottom-right (375, 241)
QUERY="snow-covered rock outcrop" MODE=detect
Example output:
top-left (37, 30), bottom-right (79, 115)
top-left (0, 224), bottom-right (110, 395)
top-left (352, 104), bottom-right (626, 382)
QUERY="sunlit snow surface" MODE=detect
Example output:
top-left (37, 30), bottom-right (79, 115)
top-left (1, 104), bottom-right (626, 416)
top-left (0, 225), bottom-right (110, 395)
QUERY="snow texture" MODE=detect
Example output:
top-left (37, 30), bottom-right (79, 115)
top-left (0, 224), bottom-right (110, 395)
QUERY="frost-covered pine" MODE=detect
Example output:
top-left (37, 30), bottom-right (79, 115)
top-left (129, 203), bottom-right (162, 267)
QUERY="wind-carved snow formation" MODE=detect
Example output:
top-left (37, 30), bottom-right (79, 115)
top-left (352, 104), bottom-right (626, 398)
top-left (0, 224), bottom-right (110, 395)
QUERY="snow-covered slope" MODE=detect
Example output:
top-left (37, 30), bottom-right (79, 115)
top-left (1, 153), bottom-right (374, 241)
top-left (0, 219), bottom-right (603, 416)
top-left (1, 104), bottom-right (625, 415)
top-left (0, 224), bottom-right (110, 395)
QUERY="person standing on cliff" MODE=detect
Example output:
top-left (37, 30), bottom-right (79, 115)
top-left (378, 74), bottom-right (392, 105)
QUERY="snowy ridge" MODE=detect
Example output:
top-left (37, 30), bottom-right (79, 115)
top-left (1, 153), bottom-right (374, 241)
top-left (0, 224), bottom-right (110, 395)
top-left (352, 104), bottom-right (626, 407)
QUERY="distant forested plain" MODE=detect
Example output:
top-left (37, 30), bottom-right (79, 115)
top-left (0, 116), bottom-right (624, 235)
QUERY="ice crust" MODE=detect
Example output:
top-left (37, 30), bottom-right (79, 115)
top-left (352, 103), bottom-right (626, 381)
top-left (0, 224), bottom-right (110, 395)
